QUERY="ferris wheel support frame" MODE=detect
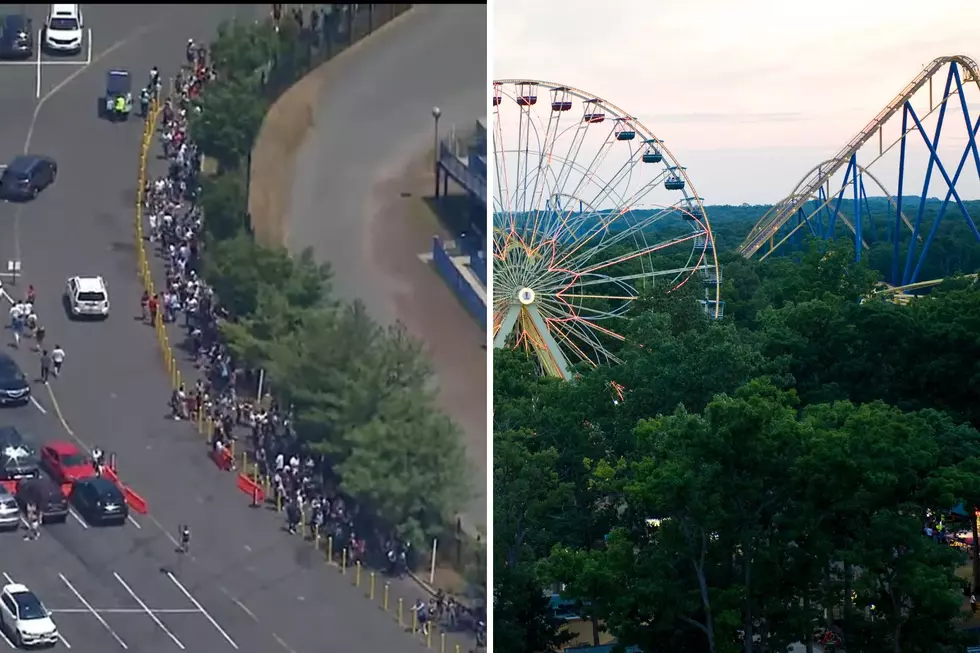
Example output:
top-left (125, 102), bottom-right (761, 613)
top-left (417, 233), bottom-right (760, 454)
top-left (739, 57), bottom-right (980, 288)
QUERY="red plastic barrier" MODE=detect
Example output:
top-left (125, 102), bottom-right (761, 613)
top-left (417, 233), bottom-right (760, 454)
top-left (123, 487), bottom-right (148, 514)
top-left (102, 466), bottom-right (121, 487)
top-left (61, 483), bottom-right (72, 499)
top-left (0, 481), bottom-right (16, 494)
top-left (235, 474), bottom-right (264, 504)
top-left (210, 447), bottom-right (234, 471)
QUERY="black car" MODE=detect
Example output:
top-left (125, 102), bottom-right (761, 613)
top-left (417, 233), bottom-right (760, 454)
top-left (0, 354), bottom-right (29, 406)
top-left (0, 14), bottom-right (33, 59)
top-left (0, 155), bottom-right (57, 200)
top-left (0, 426), bottom-right (39, 480)
top-left (70, 477), bottom-right (128, 526)
top-left (15, 477), bottom-right (68, 523)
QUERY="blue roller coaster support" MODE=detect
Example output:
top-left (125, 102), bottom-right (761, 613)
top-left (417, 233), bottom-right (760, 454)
top-left (786, 62), bottom-right (980, 286)
top-left (897, 63), bottom-right (980, 286)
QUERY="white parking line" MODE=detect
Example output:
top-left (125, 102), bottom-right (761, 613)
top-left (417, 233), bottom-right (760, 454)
top-left (68, 508), bottom-right (88, 529)
top-left (3, 573), bottom-right (71, 648)
top-left (165, 572), bottom-right (239, 649)
top-left (127, 515), bottom-right (141, 529)
top-left (0, 626), bottom-right (13, 648)
top-left (113, 572), bottom-right (184, 649)
top-left (29, 396), bottom-right (47, 414)
top-left (58, 574), bottom-right (128, 650)
top-left (50, 608), bottom-right (199, 614)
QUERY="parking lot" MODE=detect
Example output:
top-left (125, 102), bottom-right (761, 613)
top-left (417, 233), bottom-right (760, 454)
top-left (0, 508), bottom-right (282, 652)
top-left (0, 401), bottom-right (283, 653)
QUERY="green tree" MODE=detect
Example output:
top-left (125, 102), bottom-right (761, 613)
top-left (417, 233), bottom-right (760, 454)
top-left (494, 430), bottom-right (573, 568)
top-left (199, 169), bottom-right (248, 241)
top-left (209, 19), bottom-right (278, 80)
top-left (340, 390), bottom-right (469, 548)
top-left (189, 76), bottom-right (268, 170)
top-left (495, 564), bottom-right (574, 653)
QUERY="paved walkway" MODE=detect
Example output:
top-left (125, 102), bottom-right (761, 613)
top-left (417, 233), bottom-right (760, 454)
top-left (284, 3), bottom-right (488, 529)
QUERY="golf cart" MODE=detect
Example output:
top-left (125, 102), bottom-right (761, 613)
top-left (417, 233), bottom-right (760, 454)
top-left (103, 69), bottom-right (132, 120)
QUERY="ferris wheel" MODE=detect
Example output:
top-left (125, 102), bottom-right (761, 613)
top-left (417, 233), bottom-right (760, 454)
top-left (492, 79), bottom-right (723, 380)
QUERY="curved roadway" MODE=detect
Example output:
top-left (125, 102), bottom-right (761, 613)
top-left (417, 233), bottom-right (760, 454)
top-left (0, 4), bottom-right (438, 652)
top-left (286, 4), bottom-right (488, 526)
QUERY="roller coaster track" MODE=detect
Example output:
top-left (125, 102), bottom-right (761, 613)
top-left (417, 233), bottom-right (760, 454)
top-left (738, 55), bottom-right (980, 258)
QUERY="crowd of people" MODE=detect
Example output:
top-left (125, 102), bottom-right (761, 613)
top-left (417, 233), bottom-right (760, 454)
top-left (140, 39), bottom-right (484, 643)
top-left (3, 283), bottom-right (67, 384)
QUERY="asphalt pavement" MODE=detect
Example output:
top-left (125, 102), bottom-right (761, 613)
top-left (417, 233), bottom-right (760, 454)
top-left (0, 5), bottom-right (446, 652)
top-left (286, 3), bottom-right (488, 527)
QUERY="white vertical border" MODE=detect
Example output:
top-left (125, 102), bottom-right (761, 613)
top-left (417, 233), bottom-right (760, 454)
top-left (484, 0), bottom-right (495, 650)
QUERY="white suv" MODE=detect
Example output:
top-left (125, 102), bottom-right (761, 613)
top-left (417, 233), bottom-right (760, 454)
top-left (43, 4), bottom-right (83, 53)
top-left (0, 584), bottom-right (59, 648)
top-left (66, 276), bottom-right (110, 319)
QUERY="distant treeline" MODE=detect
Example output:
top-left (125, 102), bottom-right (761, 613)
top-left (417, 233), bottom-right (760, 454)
top-left (699, 198), bottom-right (980, 281)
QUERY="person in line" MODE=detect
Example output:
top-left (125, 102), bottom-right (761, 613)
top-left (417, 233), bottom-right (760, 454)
top-left (24, 503), bottom-right (40, 541)
top-left (39, 350), bottom-right (51, 384)
top-left (51, 345), bottom-right (66, 376)
top-left (148, 293), bottom-right (159, 325)
top-left (91, 446), bottom-right (105, 476)
top-left (412, 598), bottom-right (430, 637)
top-left (9, 302), bottom-right (24, 348)
top-left (34, 323), bottom-right (45, 352)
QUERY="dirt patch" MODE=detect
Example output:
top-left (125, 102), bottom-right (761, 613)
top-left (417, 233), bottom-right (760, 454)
top-left (247, 9), bottom-right (417, 249)
top-left (369, 153), bottom-right (488, 531)
top-left (247, 82), bottom-right (317, 248)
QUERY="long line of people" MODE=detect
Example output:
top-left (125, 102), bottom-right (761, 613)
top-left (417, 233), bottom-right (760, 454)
top-left (141, 40), bottom-right (484, 643)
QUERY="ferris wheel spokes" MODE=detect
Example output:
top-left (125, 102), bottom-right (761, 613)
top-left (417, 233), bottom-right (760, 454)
top-left (493, 79), bottom-right (724, 377)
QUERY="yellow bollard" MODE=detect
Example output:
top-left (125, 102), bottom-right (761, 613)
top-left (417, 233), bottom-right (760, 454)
top-left (197, 408), bottom-right (204, 431)
top-left (369, 572), bottom-right (375, 600)
top-left (229, 440), bottom-right (235, 457)
top-left (326, 536), bottom-right (333, 563)
top-left (412, 611), bottom-right (418, 633)
top-left (341, 548), bottom-right (347, 574)
top-left (313, 524), bottom-right (319, 549)
top-left (455, 645), bottom-right (460, 653)
top-left (398, 598), bottom-right (403, 627)
top-left (276, 494), bottom-right (282, 512)
top-left (355, 561), bottom-right (361, 587)
top-left (383, 584), bottom-right (389, 611)
top-left (241, 452), bottom-right (247, 472)
top-left (440, 633), bottom-right (446, 653)
top-left (426, 628), bottom-right (432, 649)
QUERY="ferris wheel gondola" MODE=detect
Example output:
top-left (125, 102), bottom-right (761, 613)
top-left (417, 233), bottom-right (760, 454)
top-left (492, 79), bottom-right (724, 380)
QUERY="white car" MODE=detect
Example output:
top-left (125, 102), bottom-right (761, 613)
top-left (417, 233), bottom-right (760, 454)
top-left (43, 4), bottom-right (83, 53)
top-left (0, 584), bottom-right (59, 648)
top-left (65, 276), bottom-right (110, 319)
top-left (0, 486), bottom-right (19, 531)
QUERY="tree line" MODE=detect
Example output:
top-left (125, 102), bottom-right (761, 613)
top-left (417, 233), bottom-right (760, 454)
top-left (188, 18), bottom-right (470, 555)
top-left (494, 231), bottom-right (980, 651)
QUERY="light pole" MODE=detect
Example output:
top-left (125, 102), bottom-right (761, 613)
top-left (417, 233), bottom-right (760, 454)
top-left (432, 106), bottom-right (442, 197)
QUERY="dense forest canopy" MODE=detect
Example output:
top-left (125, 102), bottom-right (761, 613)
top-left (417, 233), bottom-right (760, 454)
top-left (494, 196), bottom-right (980, 653)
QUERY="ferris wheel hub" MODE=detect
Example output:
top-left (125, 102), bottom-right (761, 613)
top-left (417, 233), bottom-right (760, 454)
top-left (518, 287), bottom-right (535, 305)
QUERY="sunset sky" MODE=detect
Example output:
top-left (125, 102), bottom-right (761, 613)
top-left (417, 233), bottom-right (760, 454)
top-left (493, 0), bottom-right (980, 205)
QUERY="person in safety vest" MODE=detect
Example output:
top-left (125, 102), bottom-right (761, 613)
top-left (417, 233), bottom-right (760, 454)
top-left (114, 95), bottom-right (126, 113)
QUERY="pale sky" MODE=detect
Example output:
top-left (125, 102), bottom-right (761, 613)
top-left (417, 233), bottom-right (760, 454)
top-left (493, 0), bottom-right (980, 205)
